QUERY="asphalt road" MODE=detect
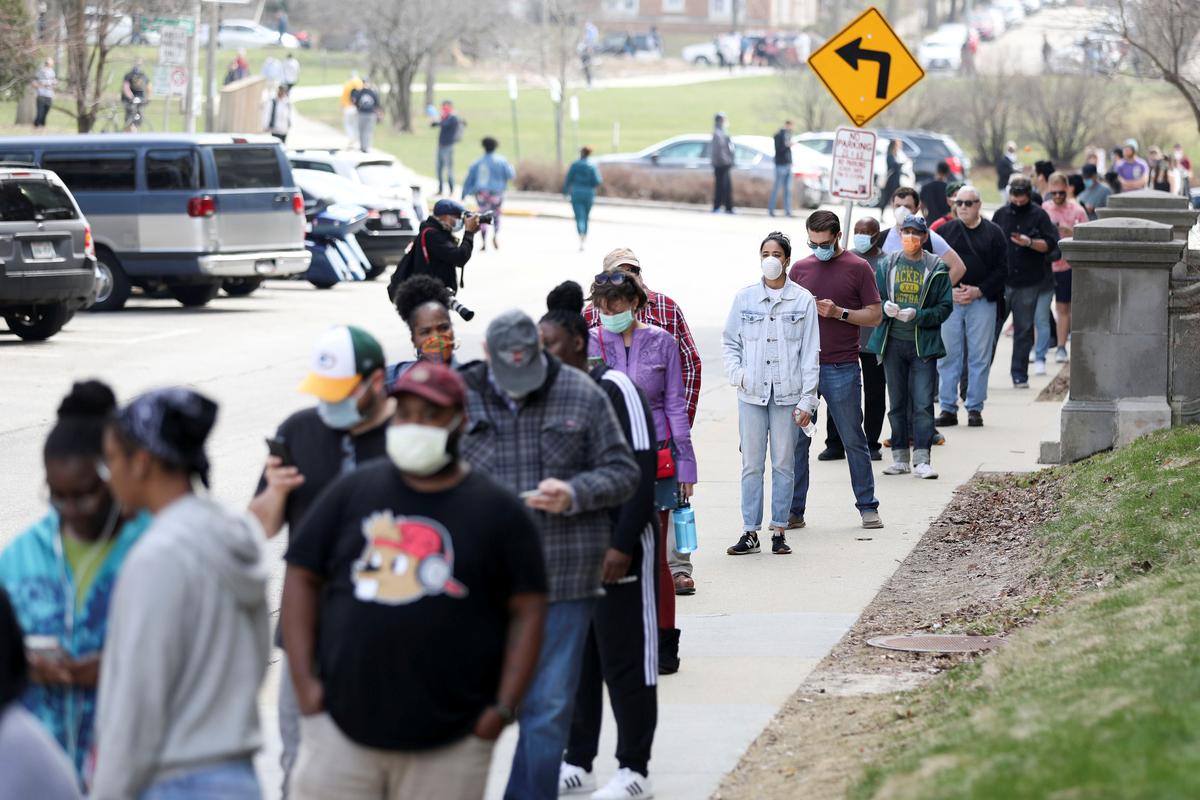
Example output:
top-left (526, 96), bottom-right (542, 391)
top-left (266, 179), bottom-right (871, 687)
top-left (0, 202), bottom-right (1061, 798)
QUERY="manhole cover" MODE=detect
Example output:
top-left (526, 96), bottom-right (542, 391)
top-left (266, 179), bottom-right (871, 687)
top-left (867, 634), bottom-right (1005, 653)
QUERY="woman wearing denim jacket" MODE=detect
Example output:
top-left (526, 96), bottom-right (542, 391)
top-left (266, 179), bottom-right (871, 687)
top-left (722, 231), bottom-right (820, 557)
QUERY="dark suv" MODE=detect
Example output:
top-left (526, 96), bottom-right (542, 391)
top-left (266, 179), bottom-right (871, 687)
top-left (878, 129), bottom-right (972, 187)
top-left (0, 166), bottom-right (97, 341)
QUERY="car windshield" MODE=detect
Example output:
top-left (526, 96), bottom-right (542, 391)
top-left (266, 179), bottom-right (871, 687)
top-left (0, 179), bottom-right (78, 221)
top-left (356, 162), bottom-right (407, 188)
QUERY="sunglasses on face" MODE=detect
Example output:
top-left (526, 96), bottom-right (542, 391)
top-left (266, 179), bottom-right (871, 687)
top-left (1048, 191), bottom-right (1067, 198)
top-left (594, 272), bottom-right (629, 286)
top-left (954, 199), bottom-right (980, 207)
top-left (806, 239), bottom-right (837, 249)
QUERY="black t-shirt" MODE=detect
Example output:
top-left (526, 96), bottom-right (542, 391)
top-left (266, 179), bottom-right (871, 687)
top-left (124, 69), bottom-right (148, 97)
top-left (920, 179), bottom-right (950, 221)
top-left (286, 463), bottom-right (547, 750)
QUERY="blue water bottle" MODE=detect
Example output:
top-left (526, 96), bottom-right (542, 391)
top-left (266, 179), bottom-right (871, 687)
top-left (672, 497), bottom-right (697, 554)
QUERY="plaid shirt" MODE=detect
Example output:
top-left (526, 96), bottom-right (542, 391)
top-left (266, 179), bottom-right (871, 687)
top-left (459, 357), bottom-right (639, 603)
top-left (584, 288), bottom-right (702, 425)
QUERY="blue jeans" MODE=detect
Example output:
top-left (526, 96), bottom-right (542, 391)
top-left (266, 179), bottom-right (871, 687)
top-left (792, 362), bottom-right (879, 516)
top-left (141, 760), bottom-right (260, 799)
top-left (1033, 285), bottom-right (1054, 361)
top-left (1006, 284), bottom-right (1040, 383)
top-left (938, 298), bottom-right (996, 413)
top-left (883, 338), bottom-right (938, 463)
top-left (506, 598), bottom-right (597, 800)
top-left (436, 144), bottom-right (455, 193)
top-left (768, 164), bottom-right (792, 215)
top-left (738, 398), bottom-right (799, 530)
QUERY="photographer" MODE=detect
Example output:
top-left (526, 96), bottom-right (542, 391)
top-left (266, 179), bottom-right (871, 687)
top-left (390, 199), bottom-right (481, 303)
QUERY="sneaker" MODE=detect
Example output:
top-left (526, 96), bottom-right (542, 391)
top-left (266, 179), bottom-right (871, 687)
top-left (771, 533), bottom-right (792, 555)
top-left (1033, 360), bottom-right (1047, 376)
top-left (787, 513), bottom-right (806, 529)
top-left (559, 762), bottom-right (596, 795)
top-left (934, 411), bottom-right (958, 427)
top-left (882, 461), bottom-right (911, 475)
top-left (968, 411), bottom-right (983, 427)
top-left (913, 463), bottom-right (939, 479)
top-left (1013, 380), bottom-right (1030, 389)
top-left (816, 447), bottom-right (846, 461)
top-left (933, 430), bottom-right (946, 446)
top-left (869, 448), bottom-right (883, 462)
top-left (1055, 346), bottom-right (1069, 364)
top-left (591, 768), bottom-right (654, 799)
top-left (727, 531), bottom-right (761, 555)
top-left (861, 510), bottom-right (884, 529)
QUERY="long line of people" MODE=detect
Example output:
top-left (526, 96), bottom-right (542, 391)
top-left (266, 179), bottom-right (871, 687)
top-left (0, 176), bottom-right (1065, 798)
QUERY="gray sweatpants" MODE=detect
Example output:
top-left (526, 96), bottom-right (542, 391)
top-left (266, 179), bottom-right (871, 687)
top-left (666, 514), bottom-right (692, 577)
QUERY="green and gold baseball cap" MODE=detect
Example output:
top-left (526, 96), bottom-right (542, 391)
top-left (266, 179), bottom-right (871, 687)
top-left (297, 325), bottom-right (385, 402)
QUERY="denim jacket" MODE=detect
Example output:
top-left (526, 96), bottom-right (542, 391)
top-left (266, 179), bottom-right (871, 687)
top-left (722, 278), bottom-right (820, 410)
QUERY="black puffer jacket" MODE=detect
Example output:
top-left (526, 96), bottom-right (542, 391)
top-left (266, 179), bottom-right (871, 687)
top-left (388, 217), bottom-right (474, 298)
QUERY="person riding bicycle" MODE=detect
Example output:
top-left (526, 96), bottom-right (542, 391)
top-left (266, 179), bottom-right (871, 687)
top-left (122, 58), bottom-right (151, 127)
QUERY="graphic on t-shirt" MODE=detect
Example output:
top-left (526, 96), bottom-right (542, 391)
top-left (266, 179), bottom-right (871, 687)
top-left (351, 512), bottom-right (467, 605)
top-left (894, 262), bottom-right (923, 307)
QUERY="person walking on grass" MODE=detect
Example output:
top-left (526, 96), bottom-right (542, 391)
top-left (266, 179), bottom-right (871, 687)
top-left (867, 215), bottom-right (953, 480)
top-left (33, 59), bottom-right (56, 128)
top-left (723, 231), bottom-right (819, 558)
top-left (462, 137), bottom-right (515, 251)
top-left (711, 113), bottom-right (735, 214)
top-left (563, 147), bottom-right (602, 250)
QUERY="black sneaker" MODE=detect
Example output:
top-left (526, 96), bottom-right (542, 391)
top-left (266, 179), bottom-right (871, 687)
top-left (787, 513), bottom-right (806, 529)
top-left (968, 411), bottom-right (983, 427)
top-left (935, 411), bottom-right (958, 427)
top-left (816, 447), bottom-right (845, 461)
top-left (869, 448), bottom-right (883, 462)
top-left (771, 533), bottom-right (792, 555)
top-left (727, 531), bottom-right (761, 555)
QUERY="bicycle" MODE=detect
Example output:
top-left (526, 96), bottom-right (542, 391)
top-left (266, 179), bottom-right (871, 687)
top-left (97, 97), bottom-right (153, 133)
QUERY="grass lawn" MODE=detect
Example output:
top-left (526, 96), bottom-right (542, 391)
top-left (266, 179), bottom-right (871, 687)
top-left (851, 427), bottom-right (1200, 800)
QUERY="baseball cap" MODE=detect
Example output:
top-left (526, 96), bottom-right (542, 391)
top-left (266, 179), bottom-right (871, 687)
top-left (602, 247), bottom-right (640, 273)
top-left (900, 214), bottom-right (929, 234)
top-left (486, 310), bottom-right (547, 396)
top-left (945, 181), bottom-right (964, 198)
top-left (1081, 163), bottom-right (1098, 178)
top-left (297, 325), bottom-right (385, 402)
top-left (432, 198), bottom-right (465, 217)
top-left (389, 361), bottom-right (466, 409)
top-left (1123, 138), bottom-right (1139, 152)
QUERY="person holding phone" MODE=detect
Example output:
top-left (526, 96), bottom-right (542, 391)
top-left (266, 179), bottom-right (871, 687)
top-left (0, 381), bottom-right (151, 786)
top-left (248, 325), bottom-right (394, 798)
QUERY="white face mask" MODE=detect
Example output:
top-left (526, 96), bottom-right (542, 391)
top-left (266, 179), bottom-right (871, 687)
top-left (761, 256), bottom-right (783, 280)
top-left (894, 206), bottom-right (912, 227)
top-left (386, 416), bottom-right (459, 477)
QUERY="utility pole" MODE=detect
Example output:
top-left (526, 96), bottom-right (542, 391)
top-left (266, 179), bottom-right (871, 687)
top-left (205, 0), bottom-right (218, 130)
top-left (186, 0), bottom-right (201, 131)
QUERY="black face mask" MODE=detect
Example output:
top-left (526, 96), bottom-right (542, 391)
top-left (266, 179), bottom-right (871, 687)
top-left (1010, 200), bottom-right (1031, 214)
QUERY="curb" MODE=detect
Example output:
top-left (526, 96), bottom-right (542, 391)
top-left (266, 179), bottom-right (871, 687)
top-left (505, 191), bottom-right (812, 218)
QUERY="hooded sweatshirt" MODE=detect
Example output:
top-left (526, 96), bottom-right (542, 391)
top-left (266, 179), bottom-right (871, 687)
top-left (91, 494), bottom-right (269, 799)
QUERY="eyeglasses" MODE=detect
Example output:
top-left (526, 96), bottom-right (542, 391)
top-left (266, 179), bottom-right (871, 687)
top-left (806, 239), bottom-right (837, 250)
top-left (954, 199), bottom-right (980, 207)
top-left (593, 272), bottom-right (629, 286)
top-left (1047, 191), bottom-right (1067, 198)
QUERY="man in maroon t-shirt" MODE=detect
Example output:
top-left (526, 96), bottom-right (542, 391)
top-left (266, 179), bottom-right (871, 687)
top-left (787, 210), bottom-right (884, 530)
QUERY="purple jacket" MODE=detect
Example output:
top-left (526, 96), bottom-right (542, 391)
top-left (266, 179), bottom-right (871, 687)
top-left (589, 325), bottom-right (697, 483)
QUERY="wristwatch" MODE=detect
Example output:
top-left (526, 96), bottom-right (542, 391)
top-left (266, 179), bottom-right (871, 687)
top-left (493, 702), bottom-right (517, 725)
top-left (839, 308), bottom-right (850, 322)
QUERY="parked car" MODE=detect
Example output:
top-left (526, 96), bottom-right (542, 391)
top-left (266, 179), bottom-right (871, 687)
top-left (291, 169), bottom-right (415, 280)
top-left (993, 0), bottom-right (1026, 27)
top-left (681, 40), bottom-right (720, 66)
top-left (302, 199), bottom-right (371, 289)
top-left (0, 134), bottom-right (310, 310)
top-left (287, 148), bottom-right (426, 226)
top-left (794, 131), bottom-right (890, 202)
top-left (919, 31), bottom-right (964, 71)
top-left (599, 33), bottom-right (661, 57)
top-left (0, 165), bottom-right (97, 341)
top-left (597, 133), bottom-right (824, 208)
top-left (199, 19), bottom-right (299, 49)
top-left (876, 129), bottom-right (971, 187)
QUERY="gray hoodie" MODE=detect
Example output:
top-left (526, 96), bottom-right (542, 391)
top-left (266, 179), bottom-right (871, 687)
top-left (92, 494), bottom-right (270, 799)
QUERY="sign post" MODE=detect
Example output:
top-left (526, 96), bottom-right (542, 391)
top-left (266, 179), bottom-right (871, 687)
top-left (568, 95), bottom-right (580, 156)
top-left (830, 127), bottom-right (879, 246)
top-left (156, 22), bottom-right (190, 131)
top-left (507, 75), bottom-right (520, 162)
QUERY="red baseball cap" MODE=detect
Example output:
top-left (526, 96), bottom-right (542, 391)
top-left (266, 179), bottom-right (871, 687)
top-left (388, 361), bottom-right (466, 409)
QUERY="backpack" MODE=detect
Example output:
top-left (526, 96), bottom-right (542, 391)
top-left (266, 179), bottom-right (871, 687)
top-left (387, 228), bottom-right (434, 304)
top-left (355, 90), bottom-right (377, 113)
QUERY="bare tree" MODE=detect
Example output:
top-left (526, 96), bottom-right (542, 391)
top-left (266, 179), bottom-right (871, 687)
top-left (1108, 0), bottom-right (1200, 135)
top-left (1022, 75), bottom-right (1112, 164)
top-left (2, 0), bottom-right (39, 114)
top-left (784, 71), bottom-right (838, 133)
top-left (961, 72), bottom-right (1021, 167)
top-left (364, 0), bottom-right (452, 132)
top-left (876, 82), bottom-right (951, 131)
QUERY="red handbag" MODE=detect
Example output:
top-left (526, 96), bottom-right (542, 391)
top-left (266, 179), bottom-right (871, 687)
top-left (656, 445), bottom-right (676, 479)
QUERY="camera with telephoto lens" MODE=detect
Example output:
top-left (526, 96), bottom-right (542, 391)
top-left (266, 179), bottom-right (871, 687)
top-left (447, 293), bottom-right (475, 321)
top-left (465, 210), bottom-right (495, 225)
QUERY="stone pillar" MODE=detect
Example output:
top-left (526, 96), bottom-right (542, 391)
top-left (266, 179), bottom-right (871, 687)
top-left (1050, 218), bottom-right (1183, 463)
top-left (1096, 189), bottom-right (1199, 241)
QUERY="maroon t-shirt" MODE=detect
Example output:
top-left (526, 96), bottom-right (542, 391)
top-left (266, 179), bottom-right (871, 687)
top-left (788, 250), bottom-right (881, 365)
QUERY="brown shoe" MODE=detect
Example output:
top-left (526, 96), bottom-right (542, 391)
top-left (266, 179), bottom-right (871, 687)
top-left (673, 572), bottom-right (696, 595)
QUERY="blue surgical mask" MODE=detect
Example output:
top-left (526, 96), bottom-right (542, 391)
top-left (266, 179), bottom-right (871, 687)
top-left (600, 310), bottom-right (634, 333)
top-left (852, 233), bottom-right (874, 254)
top-left (318, 394), bottom-right (365, 430)
top-left (813, 244), bottom-right (836, 262)
top-left (1084, 178), bottom-right (1095, 188)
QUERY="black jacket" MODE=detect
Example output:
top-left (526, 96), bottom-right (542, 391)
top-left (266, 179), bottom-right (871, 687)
top-left (938, 218), bottom-right (1009, 301)
top-left (390, 216), bottom-right (474, 297)
top-left (991, 203), bottom-right (1061, 289)
top-left (773, 129), bottom-right (792, 166)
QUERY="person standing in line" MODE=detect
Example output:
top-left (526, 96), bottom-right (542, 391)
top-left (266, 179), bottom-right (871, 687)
top-left (340, 72), bottom-right (364, 148)
top-left (458, 311), bottom-right (639, 800)
top-left (1076, 164), bottom-right (1111, 220)
top-left (1148, 146), bottom-right (1171, 192)
top-left (563, 147), bottom-right (603, 250)
top-left (282, 53), bottom-right (300, 90)
top-left (0, 588), bottom-right (84, 800)
top-left (33, 58), bottom-right (56, 128)
top-left (711, 112), bottom-right (735, 214)
top-left (936, 185), bottom-right (1008, 427)
top-left (879, 138), bottom-right (905, 211)
top-left (768, 120), bottom-right (794, 217)
top-left (919, 161), bottom-right (952, 221)
top-left (387, 276), bottom-right (460, 386)
top-left (868, 215), bottom-right (953, 479)
top-left (1042, 172), bottom-right (1088, 365)
top-left (539, 282), bottom-right (661, 800)
top-left (722, 231), bottom-right (819, 557)
top-left (0, 382), bottom-right (151, 785)
top-left (93, 389), bottom-right (269, 799)
top-left (351, 78), bottom-right (382, 153)
top-left (588, 272), bottom-right (696, 675)
top-left (787, 210), bottom-right (884, 530)
top-left (462, 136), bottom-right (515, 251)
top-left (929, 181), bottom-right (963, 233)
top-left (996, 140), bottom-right (1020, 203)
top-left (1115, 139), bottom-right (1150, 192)
top-left (282, 362), bottom-right (549, 800)
top-left (991, 175), bottom-right (1060, 389)
top-left (434, 100), bottom-right (465, 196)
top-left (263, 84), bottom-right (292, 142)
top-left (583, 248), bottom-right (703, 597)
top-left (823, 217), bottom-right (887, 461)
top-left (249, 325), bottom-right (392, 799)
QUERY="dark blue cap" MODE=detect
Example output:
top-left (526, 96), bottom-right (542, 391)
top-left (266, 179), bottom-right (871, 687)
top-left (900, 214), bottom-right (928, 234)
top-left (432, 199), bottom-right (465, 217)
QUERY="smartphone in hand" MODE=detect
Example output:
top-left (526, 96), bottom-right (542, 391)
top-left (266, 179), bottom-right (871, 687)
top-left (265, 437), bottom-right (293, 467)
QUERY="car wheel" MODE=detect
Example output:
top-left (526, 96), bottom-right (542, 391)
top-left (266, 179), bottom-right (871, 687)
top-left (4, 303), bottom-right (72, 341)
top-left (308, 280), bottom-right (337, 290)
top-left (695, 56), bottom-right (710, 66)
top-left (168, 282), bottom-right (221, 307)
top-left (91, 250), bottom-right (132, 312)
top-left (364, 262), bottom-right (387, 281)
top-left (221, 277), bottom-right (264, 297)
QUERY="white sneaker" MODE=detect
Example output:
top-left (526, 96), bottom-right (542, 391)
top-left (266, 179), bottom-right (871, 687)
top-left (882, 461), bottom-right (911, 475)
top-left (1055, 347), bottom-right (1069, 364)
top-left (560, 763), bottom-right (596, 795)
top-left (1033, 360), bottom-right (1047, 376)
top-left (591, 768), bottom-right (654, 799)
top-left (913, 463), bottom-right (939, 480)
